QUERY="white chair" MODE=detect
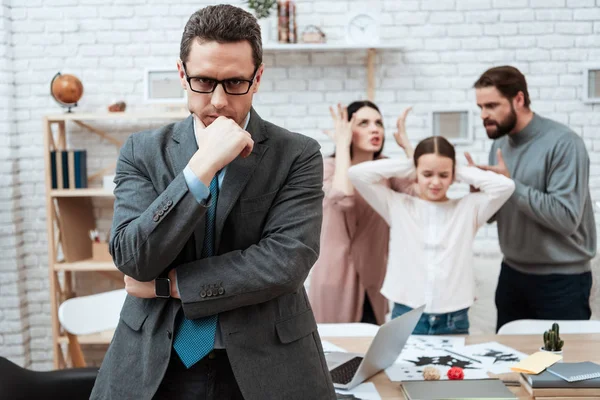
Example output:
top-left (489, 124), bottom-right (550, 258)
top-left (497, 319), bottom-right (600, 335)
top-left (317, 323), bottom-right (379, 338)
top-left (58, 289), bottom-right (127, 367)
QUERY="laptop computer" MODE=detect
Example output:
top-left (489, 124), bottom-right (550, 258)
top-left (325, 305), bottom-right (425, 390)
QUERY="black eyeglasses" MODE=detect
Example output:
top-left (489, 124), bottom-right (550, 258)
top-left (181, 62), bottom-right (259, 95)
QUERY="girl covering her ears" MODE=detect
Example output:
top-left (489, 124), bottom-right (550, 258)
top-left (348, 136), bottom-right (515, 334)
top-left (309, 101), bottom-right (416, 325)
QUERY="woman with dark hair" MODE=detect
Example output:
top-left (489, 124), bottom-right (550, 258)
top-left (309, 101), bottom-right (415, 325)
top-left (348, 136), bottom-right (515, 334)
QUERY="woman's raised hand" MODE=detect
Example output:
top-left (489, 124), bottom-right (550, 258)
top-left (393, 106), bottom-right (413, 156)
top-left (326, 103), bottom-right (355, 149)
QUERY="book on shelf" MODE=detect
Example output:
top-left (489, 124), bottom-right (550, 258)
top-left (50, 150), bottom-right (87, 189)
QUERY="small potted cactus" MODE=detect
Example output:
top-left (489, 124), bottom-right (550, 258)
top-left (541, 322), bottom-right (564, 356)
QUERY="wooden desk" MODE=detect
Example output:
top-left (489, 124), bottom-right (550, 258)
top-left (326, 334), bottom-right (600, 400)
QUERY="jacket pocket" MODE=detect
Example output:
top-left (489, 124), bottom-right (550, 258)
top-left (275, 308), bottom-right (317, 344)
top-left (119, 296), bottom-right (149, 331)
top-left (239, 190), bottom-right (278, 214)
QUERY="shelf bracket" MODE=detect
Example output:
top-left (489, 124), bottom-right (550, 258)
top-left (73, 120), bottom-right (123, 148)
top-left (366, 48), bottom-right (376, 101)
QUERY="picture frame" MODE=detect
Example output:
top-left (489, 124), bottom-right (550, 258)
top-left (143, 67), bottom-right (187, 104)
top-left (429, 108), bottom-right (474, 145)
top-left (583, 65), bottom-right (600, 104)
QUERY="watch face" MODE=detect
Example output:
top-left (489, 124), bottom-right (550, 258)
top-left (155, 278), bottom-right (170, 297)
top-left (348, 14), bottom-right (378, 44)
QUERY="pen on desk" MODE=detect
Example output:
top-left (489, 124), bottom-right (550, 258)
top-left (442, 349), bottom-right (482, 364)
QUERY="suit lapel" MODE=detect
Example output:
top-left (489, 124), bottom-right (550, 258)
top-left (167, 115), bottom-right (197, 177)
top-left (214, 108), bottom-right (268, 251)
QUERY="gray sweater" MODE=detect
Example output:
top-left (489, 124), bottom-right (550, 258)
top-left (490, 113), bottom-right (596, 275)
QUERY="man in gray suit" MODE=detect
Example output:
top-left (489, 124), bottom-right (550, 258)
top-left (90, 5), bottom-right (335, 400)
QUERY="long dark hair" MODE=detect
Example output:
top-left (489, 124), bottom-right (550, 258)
top-left (413, 136), bottom-right (456, 175)
top-left (332, 100), bottom-right (384, 159)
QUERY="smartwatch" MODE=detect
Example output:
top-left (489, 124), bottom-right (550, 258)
top-left (155, 273), bottom-right (171, 298)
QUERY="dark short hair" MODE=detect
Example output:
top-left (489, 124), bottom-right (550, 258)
top-left (180, 5), bottom-right (262, 69)
top-left (413, 136), bottom-right (456, 172)
top-left (347, 100), bottom-right (384, 159)
top-left (473, 65), bottom-right (530, 108)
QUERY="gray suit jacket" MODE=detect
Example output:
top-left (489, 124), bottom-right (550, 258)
top-left (90, 109), bottom-right (335, 400)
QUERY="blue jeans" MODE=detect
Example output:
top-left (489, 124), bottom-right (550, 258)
top-left (392, 303), bottom-right (470, 335)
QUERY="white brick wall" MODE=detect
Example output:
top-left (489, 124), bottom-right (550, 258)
top-left (1, 0), bottom-right (600, 368)
top-left (0, 0), bottom-right (30, 367)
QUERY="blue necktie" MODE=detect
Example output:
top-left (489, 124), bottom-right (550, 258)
top-left (173, 175), bottom-right (219, 368)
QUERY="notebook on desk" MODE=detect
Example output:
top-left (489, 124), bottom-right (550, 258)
top-left (546, 361), bottom-right (600, 382)
top-left (400, 379), bottom-right (517, 400)
top-left (522, 369), bottom-right (600, 388)
top-left (520, 370), bottom-right (600, 398)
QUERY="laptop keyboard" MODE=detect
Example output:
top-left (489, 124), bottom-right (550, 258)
top-left (330, 356), bottom-right (363, 385)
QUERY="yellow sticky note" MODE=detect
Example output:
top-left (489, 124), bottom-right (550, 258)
top-left (510, 351), bottom-right (563, 374)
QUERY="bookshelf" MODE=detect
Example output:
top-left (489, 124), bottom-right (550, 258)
top-left (43, 110), bottom-right (187, 368)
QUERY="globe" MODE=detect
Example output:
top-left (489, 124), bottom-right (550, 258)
top-left (50, 72), bottom-right (84, 112)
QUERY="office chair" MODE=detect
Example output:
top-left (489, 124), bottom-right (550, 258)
top-left (317, 322), bottom-right (380, 337)
top-left (58, 288), bottom-right (127, 367)
top-left (498, 319), bottom-right (600, 335)
top-left (0, 356), bottom-right (97, 400)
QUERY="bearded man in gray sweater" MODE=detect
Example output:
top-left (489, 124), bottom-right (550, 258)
top-left (472, 66), bottom-right (596, 332)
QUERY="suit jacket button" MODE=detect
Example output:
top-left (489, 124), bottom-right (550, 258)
top-left (167, 330), bottom-right (172, 339)
top-left (158, 209), bottom-right (164, 216)
top-left (207, 289), bottom-right (213, 297)
top-left (200, 290), bottom-right (207, 298)
top-left (218, 288), bottom-right (224, 295)
top-left (166, 200), bottom-right (173, 207)
top-left (162, 205), bottom-right (169, 211)
top-left (153, 215), bottom-right (159, 222)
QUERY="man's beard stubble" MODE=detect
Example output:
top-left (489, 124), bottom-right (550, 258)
top-left (484, 103), bottom-right (517, 140)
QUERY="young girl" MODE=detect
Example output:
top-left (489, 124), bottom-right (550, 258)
top-left (348, 136), bottom-right (515, 334)
top-left (309, 101), bottom-right (415, 325)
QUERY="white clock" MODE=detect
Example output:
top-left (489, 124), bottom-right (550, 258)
top-left (346, 12), bottom-right (380, 45)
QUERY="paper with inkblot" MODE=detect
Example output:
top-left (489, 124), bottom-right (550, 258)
top-left (402, 335), bottom-right (465, 352)
top-left (388, 348), bottom-right (495, 381)
top-left (387, 338), bottom-right (525, 381)
top-left (455, 342), bottom-right (528, 375)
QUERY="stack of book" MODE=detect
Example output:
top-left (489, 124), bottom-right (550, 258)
top-left (520, 362), bottom-right (600, 399)
top-left (50, 149), bottom-right (87, 189)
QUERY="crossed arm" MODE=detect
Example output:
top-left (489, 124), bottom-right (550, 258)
top-left (112, 135), bottom-right (325, 319)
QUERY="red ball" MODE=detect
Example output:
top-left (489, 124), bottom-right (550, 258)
top-left (447, 366), bottom-right (464, 380)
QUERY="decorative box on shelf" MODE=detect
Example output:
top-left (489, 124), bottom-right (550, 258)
top-left (92, 242), bottom-right (112, 262)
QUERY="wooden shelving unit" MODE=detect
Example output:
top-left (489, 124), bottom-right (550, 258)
top-left (54, 260), bottom-right (118, 272)
top-left (50, 188), bottom-right (115, 198)
top-left (43, 111), bottom-right (187, 369)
